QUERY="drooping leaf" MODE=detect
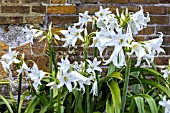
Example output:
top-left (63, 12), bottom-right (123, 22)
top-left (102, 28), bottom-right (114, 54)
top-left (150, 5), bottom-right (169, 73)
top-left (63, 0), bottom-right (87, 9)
top-left (39, 103), bottom-right (51, 113)
top-left (107, 62), bottom-right (115, 76)
top-left (0, 95), bottom-right (13, 113)
top-left (107, 81), bottom-right (121, 113)
top-left (138, 94), bottom-right (158, 113)
top-left (128, 98), bottom-right (136, 113)
top-left (134, 96), bottom-right (145, 113)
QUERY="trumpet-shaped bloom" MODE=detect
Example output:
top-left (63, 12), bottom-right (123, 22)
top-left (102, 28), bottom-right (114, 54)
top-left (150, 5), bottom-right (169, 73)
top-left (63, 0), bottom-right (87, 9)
top-left (0, 48), bottom-right (20, 73)
top-left (22, 26), bottom-right (43, 45)
top-left (74, 11), bottom-right (92, 28)
top-left (86, 57), bottom-right (102, 75)
top-left (129, 6), bottom-right (150, 35)
top-left (91, 80), bottom-right (98, 96)
top-left (161, 69), bottom-right (169, 79)
top-left (28, 63), bottom-right (46, 92)
top-left (159, 96), bottom-right (170, 113)
top-left (61, 26), bottom-right (84, 46)
top-left (95, 6), bottom-right (111, 20)
top-left (58, 56), bottom-right (71, 71)
top-left (57, 70), bottom-right (78, 92)
top-left (17, 61), bottom-right (29, 76)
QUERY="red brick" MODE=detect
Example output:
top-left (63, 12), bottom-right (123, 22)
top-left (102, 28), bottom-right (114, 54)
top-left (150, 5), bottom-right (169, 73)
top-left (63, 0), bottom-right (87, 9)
top-left (32, 6), bottom-right (46, 14)
top-left (154, 57), bottom-right (170, 65)
top-left (145, 0), bottom-right (159, 3)
top-left (78, 6), bottom-right (99, 14)
top-left (51, 0), bottom-right (65, 4)
top-left (138, 27), bottom-right (154, 35)
top-left (162, 47), bottom-right (170, 55)
top-left (21, 0), bottom-right (50, 3)
top-left (134, 36), bottom-right (145, 41)
top-left (25, 16), bottom-right (43, 24)
top-left (0, 17), bottom-right (23, 24)
top-left (100, 0), bottom-right (112, 3)
top-left (143, 6), bottom-right (167, 15)
top-left (49, 16), bottom-right (78, 24)
top-left (149, 16), bottom-right (169, 24)
top-left (130, 0), bottom-right (145, 4)
top-left (1, 6), bottom-right (30, 14)
top-left (83, 0), bottom-right (98, 4)
top-left (48, 6), bottom-right (76, 14)
top-left (156, 26), bottom-right (170, 35)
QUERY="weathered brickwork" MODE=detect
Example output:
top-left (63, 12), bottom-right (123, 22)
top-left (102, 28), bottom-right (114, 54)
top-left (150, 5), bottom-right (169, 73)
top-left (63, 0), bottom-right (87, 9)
top-left (0, 0), bottom-right (169, 79)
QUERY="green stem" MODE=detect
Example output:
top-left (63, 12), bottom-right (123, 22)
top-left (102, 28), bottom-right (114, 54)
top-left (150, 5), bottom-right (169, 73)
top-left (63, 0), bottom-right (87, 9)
top-left (49, 43), bottom-right (53, 105)
top-left (84, 45), bottom-right (91, 113)
top-left (58, 89), bottom-right (61, 113)
top-left (121, 58), bottom-right (131, 113)
top-left (17, 73), bottom-right (22, 112)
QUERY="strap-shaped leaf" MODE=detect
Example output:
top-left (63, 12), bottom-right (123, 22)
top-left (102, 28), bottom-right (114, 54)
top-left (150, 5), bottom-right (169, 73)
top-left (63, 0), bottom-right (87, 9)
top-left (134, 96), bottom-right (145, 113)
top-left (18, 91), bottom-right (30, 113)
top-left (138, 94), bottom-right (158, 113)
top-left (25, 96), bottom-right (39, 113)
top-left (106, 99), bottom-right (114, 113)
top-left (0, 95), bottom-right (13, 113)
top-left (107, 62), bottom-right (115, 76)
top-left (39, 103), bottom-right (51, 113)
top-left (107, 81), bottom-right (121, 113)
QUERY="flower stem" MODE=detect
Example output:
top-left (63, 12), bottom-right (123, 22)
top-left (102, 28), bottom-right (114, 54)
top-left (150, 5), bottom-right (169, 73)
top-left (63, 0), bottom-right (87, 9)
top-left (49, 43), bottom-right (53, 105)
top-left (121, 58), bottom-right (131, 113)
top-left (17, 73), bottom-right (22, 112)
top-left (84, 44), bottom-right (91, 113)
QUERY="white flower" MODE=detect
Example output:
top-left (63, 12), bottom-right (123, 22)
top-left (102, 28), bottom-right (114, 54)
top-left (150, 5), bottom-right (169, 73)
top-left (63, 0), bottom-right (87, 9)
top-left (17, 61), bottom-right (29, 76)
top-left (28, 63), bottom-right (46, 92)
top-left (61, 26), bottom-right (84, 46)
top-left (87, 57), bottom-right (102, 76)
top-left (129, 6), bottom-right (150, 35)
top-left (0, 48), bottom-right (20, 73)
top-left (161, 69), bottom-right (169, 79)
top-left (57, 56), bottom-right (71, 71)
top-left (91, 79), bottom-right (98, 96)
top-left (74, 11), bottom-right (92, 28)
top-left (57, 70), bottom-right (78, 92)
top-left (22, 26), bottom-right (43, 45)
top-left (95, 6), bottom-right (111, 20)
top-left (130, 42), bottom-right (146, 59)
top-left (159, 96), bottom-right (170, 113)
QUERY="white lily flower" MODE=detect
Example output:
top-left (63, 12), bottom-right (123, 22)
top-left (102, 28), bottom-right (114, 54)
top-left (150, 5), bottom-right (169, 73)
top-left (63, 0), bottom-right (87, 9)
top-left (61, 26), bottom-right (84, 46)
top-left (130, 42), bottom-right (146, 60)
top-left (28, 62), bottom-right (46, 92)
top-left (145, 32), bottom-right (164, 56)
top-left (71, 71), bottom-right (91, 94)
top-left (74, 11), bottom-right (92, 28)
top-left (17, 61), bottom-right (29, 76)
top-left (95, 6), bottom-right (111, 20)
top-left (57, 70), bottom-right (78, 92)
top-left (161, 69), bottom-right (169, 79)
top-left (46, 81), bottom-right (57, 89)
top-left (57, 56), bottom-right (71, 71)
top-left (129, 6), bottom-right (150, 35)
top-left (22, 26), bottom-right (43, 45)
top-left (86, 57), bottom-right (102, 76)
top-left (91, 79), bottom-right (98, 96)
top-left (159, 96), bottom-right (170, 113)
top-left (0, 48), bottom-right (20, 73)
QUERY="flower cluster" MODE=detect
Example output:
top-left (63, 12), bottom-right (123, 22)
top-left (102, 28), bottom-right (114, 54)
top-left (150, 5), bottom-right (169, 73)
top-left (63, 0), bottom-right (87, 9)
top-left (47, 57), bottom-right (102, 96)
top-left (60, 6), bottom-right (164, 68)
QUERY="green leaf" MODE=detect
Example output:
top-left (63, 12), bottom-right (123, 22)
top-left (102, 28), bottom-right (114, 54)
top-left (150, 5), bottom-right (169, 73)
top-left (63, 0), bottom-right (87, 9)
top-left (106, 99), bottom-right (114, 113)
top-left (128, 99), bottom-right (136, 113)
top-left (107, 62), bottom-right (115, 76)
top-left (38, 36), bottom-right (46, 42)
top-left (131, 67), bottom-right (166, 83)
top-left (18, 91), bottom-right (30, 113)
top-left (100, 72), bottom-right (122, 84)
top-left (138, 94), bottom-right (158, 113)
top-left (107, 81), bottom-right (121, 113)
top-left (0, 95), bottom-right (13, 113)
top-left (72, 89), bottom-right (83, 113)
top-left (134, 96), bottom-right (145, 113)
top-left (25, 97), bottom-right (39, 113)
top-left (39, 103), bottom-right (51, 113)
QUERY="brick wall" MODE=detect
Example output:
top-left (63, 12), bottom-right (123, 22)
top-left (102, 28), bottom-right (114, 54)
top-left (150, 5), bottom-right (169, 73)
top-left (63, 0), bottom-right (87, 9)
top-left (0, 0), bottom-right (170, 78)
